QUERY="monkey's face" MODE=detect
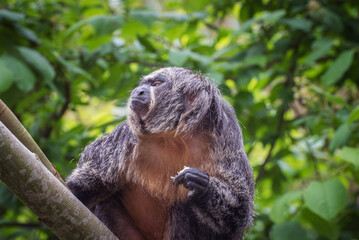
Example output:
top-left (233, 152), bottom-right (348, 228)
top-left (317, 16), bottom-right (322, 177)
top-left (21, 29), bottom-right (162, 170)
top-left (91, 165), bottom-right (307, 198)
top-left (128, 67), bottom-right (216, 136)
top-left (129, 70), bottom-right (171, 120)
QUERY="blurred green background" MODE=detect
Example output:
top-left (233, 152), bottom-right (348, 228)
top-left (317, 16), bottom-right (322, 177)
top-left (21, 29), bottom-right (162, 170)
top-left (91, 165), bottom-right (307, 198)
top-left (0, 0), bottom-right (358, 239)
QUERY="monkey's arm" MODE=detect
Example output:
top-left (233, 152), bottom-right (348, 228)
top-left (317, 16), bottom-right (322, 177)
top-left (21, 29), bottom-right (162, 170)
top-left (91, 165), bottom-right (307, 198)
top-left (66, 121), bottom-right (135, 208)
top-left (66, 165), bottom-right (113, 208)
top-left (174, 163), bottom-right (254, 235)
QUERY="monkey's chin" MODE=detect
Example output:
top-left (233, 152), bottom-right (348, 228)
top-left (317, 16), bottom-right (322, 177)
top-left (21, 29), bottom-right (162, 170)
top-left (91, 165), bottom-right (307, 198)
top-left (130, 99), bottom-right (150, 120)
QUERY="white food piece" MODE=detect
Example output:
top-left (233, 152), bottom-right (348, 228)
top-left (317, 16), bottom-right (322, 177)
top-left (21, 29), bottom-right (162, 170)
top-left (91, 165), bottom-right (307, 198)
top-left (170, 166), bottom-right (190, 180)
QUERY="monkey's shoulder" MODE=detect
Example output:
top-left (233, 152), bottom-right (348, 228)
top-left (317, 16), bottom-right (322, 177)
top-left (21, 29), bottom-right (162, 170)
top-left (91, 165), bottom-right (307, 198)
top-left (78, 121), bottom-right (136, 166)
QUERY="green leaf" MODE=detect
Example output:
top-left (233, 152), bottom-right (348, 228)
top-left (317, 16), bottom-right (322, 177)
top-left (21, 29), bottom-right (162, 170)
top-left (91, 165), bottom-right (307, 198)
top-left (301, 208), bottom-right (339, 240)
top-left (262, 10), bottom-right (286, 25)
top-left (64, 15), bottom-right (123, 38)
top-left (347, 105), bottom-right (359, 123)
top-left (121, 20), bottom-right (148, 39)
top-left (106, 63), bottom-right (132, 97)
top-left (96, 58), bottom-right (109, 70)
top-left (246, 44), bottom-right (266, 57)
top-left (212, 45), bottom-right (238, 60)
top-left (187, 51), bottom-right (212, 65)
top-left (235, 18), bottom-right (258, 35)
top-left (0, 9), bottom-right (24, 22)
top-left (271, 222), bottom-right (314, 240)
top-left (338, 147), bottom-right (359, 168)
top-left (236, 91), bottom-right (254, 107)
top-left (162, 22), bottom-right (187, 40)
top-left (281, 18), bottom-right (313, 32)
top-left (0, 59), bottom-right (14, 92)
top-left (321, 8), bottom-right (343, 33)
top-left (208, 71), bottom-right (224, 84)
top-left (1, 54), bottom-right (36, 92)
top-left (305, 38), bottom-right (334, 65)
top-left (130, 10), bottom-right (158, 26)
top-left (54, 53), bottom-right (91, 80)
top-left (17, 47), bottom-right (55, 82)
top-left (239, 2), bottom-right (252, 22)
top-left (321, 49), bottom-right (355, 86)
top-left (304, 179), bottom-right (348, 221)
top-left (13, 24), bottom-right (39, 44)
top-left (137, 35), bottom-right (156, 52)
top-left (89, 15), bottom-right (124, 35)
top-left (162, 12), bottom-right (190, 22)
top-left (329, 123), bottom-right (351, 152)
top-left (237, 67), bottom-right (259, 87)
top-left (168, 49), bottom-right (189, 66)
top-left (182, 0), bottom-right (211, 12)
top-left (244, 55), bottom-right (267, 68)
top-left (310, 86), bottom-right (345, 105)
top-left (235, 10), bottom-right (286, 35)
top-left (270, 191), bottom-right (303, 223)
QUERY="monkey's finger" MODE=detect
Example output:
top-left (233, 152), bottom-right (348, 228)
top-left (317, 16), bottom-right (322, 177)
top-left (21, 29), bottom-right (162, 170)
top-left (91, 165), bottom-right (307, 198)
top-left (184, 181), bottom-right (200, 190)
top-left (182, 173), bottom-right (209, 188)
top-left (186, 168), bottom-right (208, 179)
top-left (185, 182), bottom-right (208, 198)
top-left (173, 168), bottom-right (208, 186)
top-left (173, 171), bottom-right (204, 186)
top-left (173, 168), bottom-right (192, 186)
top-left (173, 173), bottom-right (185, 186)
top-left (190, 171), bottom-right (209, 181)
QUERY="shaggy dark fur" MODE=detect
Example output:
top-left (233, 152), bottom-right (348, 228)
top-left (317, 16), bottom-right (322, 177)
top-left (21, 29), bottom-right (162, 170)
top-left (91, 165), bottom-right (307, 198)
top-left (66, 67), bottom-right (255, 240)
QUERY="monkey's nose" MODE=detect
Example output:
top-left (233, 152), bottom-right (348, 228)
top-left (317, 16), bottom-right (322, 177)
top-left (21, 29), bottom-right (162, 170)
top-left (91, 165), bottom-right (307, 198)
top-left (131, 86), bottom-right (150, 102)
top-left (130, 86), bottom-right (150, 116)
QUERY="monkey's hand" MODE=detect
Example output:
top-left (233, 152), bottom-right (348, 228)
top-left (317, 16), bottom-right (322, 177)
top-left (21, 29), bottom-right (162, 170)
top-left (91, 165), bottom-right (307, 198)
top-left (172, 167), bottom-right (209, 199)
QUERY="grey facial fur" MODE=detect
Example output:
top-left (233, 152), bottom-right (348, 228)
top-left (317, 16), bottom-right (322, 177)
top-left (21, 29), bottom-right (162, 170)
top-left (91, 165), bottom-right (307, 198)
top-left (66, 67), bottom-right (255, 240)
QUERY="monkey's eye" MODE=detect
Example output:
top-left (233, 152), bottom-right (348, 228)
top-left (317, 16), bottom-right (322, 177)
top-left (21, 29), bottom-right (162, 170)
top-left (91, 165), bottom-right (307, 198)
top-left (150, 80), bottom-right (163, 87)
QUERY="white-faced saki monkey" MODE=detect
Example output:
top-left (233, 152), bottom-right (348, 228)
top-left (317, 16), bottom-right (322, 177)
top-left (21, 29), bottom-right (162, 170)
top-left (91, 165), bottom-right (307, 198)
top-left (66, 67), bottom-right (255, 240)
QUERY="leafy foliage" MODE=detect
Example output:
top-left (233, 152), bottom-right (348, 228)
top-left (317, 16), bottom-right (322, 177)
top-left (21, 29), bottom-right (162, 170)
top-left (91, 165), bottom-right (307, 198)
top-left (0, 0), bottom-right (358, 239)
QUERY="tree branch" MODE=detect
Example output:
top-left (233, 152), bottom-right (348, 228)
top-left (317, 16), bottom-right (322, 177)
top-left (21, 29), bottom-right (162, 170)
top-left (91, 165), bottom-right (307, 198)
top-left (0, 99), bottom-right (67, 188)
top-left (0, 122), bottom-right (118, 240)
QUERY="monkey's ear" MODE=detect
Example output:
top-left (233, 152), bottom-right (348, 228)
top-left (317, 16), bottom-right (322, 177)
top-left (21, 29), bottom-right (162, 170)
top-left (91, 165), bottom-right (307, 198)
top-left (176, 88), bottom-right (212, 135)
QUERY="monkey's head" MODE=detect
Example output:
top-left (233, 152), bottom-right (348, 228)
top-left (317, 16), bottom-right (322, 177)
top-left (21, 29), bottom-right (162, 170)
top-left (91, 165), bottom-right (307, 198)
top-left (128, 67), bottom-right (220, 136)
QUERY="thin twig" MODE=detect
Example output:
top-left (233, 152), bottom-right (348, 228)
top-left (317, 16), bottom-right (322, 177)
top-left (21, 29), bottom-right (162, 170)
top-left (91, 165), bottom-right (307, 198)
top-left (255, 34), bottom-right (303, 183)
top-left (41, 81), bottom-right (71, 138)
top-left (0, 222), bottom-right (41, 228)
top-left (255, 107), bottom-right (286, 182)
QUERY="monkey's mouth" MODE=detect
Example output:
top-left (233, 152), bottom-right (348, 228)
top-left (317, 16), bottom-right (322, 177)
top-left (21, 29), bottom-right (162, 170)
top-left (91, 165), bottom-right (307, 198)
top-left (130, 98), bottom-right (150, 118)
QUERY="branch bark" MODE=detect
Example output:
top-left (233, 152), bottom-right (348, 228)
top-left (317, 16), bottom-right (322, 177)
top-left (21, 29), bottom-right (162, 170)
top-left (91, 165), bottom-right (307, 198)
top-left (0, 99), bottom-right (67, 188)
top-left (0, 121), bottom-right (118, 240)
